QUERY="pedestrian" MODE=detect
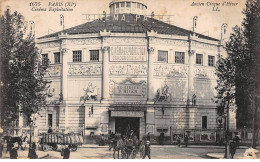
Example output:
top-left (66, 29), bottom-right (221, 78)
top-left (142, 141), bottom-right (151, 159)
top-left (6, 141), bottom-right (12, 153)
top-left (28, 144), bottom-right (38, 159)
top-left (0, 140), bottom-right (3, 158)
top-left (99, 134), bottom-right (105, 146)
top-left (177, 136), bottom-right (181, 147)
top-left (63, 145), bottom-right (70, 159)
top-left (10, 143), bottom-right (18, 159)
top-left (146, 133), bottom-right (150, 142)
top-left (229, 141), bottom-right (236, 159)
top-left (184, 135), bottom-right (188, 147)
top-left (233, 135), bottom-right (240, 148)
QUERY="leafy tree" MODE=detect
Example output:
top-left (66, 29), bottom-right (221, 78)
top-left (215, 0), bottom-right (260, 129)
top-left (0, 9), bottom-right (50, 126)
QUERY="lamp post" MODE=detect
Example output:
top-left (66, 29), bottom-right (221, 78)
top-left (224, 99), bottom-right (230, 158)
top-left (28, 118), bottom-right (33, 146)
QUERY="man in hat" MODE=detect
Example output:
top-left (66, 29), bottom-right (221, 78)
top-left (142, 141), bottom-right (151, 159)
top-left (63, 145), bottom-right (70, 159)
top-left (10, 143), bottom-right (18, 159)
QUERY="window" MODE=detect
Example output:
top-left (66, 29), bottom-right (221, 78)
top-left (158, 50), bottom-right (168, 62)
top-left (121, 2), bottom-right (125, 7)
top-left (54, 52), bottom-right (60, 64)
top-left (48, 114), bottom-right (53, 127)
top-left (73, 50), bottom-right (82, 62)
top-left (126, 2), bottom-right (131, 7)
top-left (175, 52), bottom-right (185, 64)
top-left (116, 3), bottom-right (119, 8)
top-left (202, 116), bottom-right (207, 129)
top-left (42, 54), bottom-right (48, 65)
top-left (90, 50), bottom-right (99, 61)
top-left (208, 55), bottom-right (215, 66)
top-left (196, 54), bottom-right (203, 65)
top-left (137, 3), bottom-right (140, 8)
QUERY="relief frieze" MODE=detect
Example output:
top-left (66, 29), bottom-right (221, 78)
top-left (67, 38), bottom-right (101, 45)
top-left (194, 68), bottom-right (216, 79)
top-left (150, 38), bottom-right (188, 47)
top-left (40, 41), bottom-right (60, 48)
top-left (104, 37), bottom-right (146, 45)
top-left (109, 64), bottom-right (147, 76)
top-left (68, 64), bottom-right (102, 76)
top-left (191, 41), bottom-right (218, 51)
top-left (154, 65), bottom-right (188, 77)
top-left (45, 65), bottom-right (61, 77)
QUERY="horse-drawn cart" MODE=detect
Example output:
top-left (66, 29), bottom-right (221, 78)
top-left (39, 133), bottom-right (83, 152)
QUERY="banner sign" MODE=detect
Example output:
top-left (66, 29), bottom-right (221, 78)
top-left (110, 46), bottom-right (146, 62)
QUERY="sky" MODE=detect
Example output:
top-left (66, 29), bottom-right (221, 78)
top-left (0, 0), bottom-right (247, 40)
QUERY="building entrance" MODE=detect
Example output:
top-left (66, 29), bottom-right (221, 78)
top-left (115, 117), bottom-right (140, 139)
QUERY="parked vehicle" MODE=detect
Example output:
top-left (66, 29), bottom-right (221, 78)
top-left (39, 132), bottom-right (83, 152)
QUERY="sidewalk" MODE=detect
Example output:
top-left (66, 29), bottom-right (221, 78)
top-left (206, 147), bottom-right (260, 159)
top-left (206, 153), bottom-right (245, 159)
top-left (79, 144), bottom-right (250, 149)
top-left (1, 150), bottom-right (49, 159)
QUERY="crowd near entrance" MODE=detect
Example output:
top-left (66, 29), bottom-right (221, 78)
top-left (115, 117), bottom-right (140, 139)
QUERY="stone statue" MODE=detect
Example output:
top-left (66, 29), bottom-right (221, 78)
top-left (80, 83), bottom-right (98, 102)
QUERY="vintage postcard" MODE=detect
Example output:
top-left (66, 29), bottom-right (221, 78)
top-left (0, 0), bottom-right (259, 159)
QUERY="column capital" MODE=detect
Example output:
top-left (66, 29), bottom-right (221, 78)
top-left (102, 46), bottom-right (110, 53)
top-left (148, 47), bottom-right (155, 54)
top-left (188, 50), bottom-right (195, 56)
top-left (61, 48), bottom-right (69, 54)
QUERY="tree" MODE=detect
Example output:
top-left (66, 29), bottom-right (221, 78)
top-left (0, 9), bottom-right (50, 127)
top-left (216, 0), bottom-right (260, 129)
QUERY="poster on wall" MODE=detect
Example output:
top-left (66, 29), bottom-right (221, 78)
top-left (200, 131), bottom-right (216, 142)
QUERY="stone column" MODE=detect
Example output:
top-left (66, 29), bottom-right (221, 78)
top-left (61, 47), bottom-right (69, 128)
top-left (146, 107), bottom-right (155, 135)
top-left (147, 47), bottom-right (155, 101)
top-left (102, 46), bottom-right (110, 100)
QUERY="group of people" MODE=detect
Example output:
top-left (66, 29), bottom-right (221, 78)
top-left (0, 139), bottom-right (38, 159)
top-left (108, 130), bottom-right (151, 159)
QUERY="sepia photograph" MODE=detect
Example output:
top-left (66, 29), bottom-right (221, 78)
top-left (0, 0), bottom-right (259, 159)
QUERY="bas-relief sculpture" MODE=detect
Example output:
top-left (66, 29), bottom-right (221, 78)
top-left (154, 65), bottom-right (188, 77)
top-left (39, 41), bottom-right (60, 48)
top-left (45, 65), bottom-right (61, 77)
top-left (68, 64), bottom-right (102, 76)
top-left (194, 68), bottom-right (217, 79)
top-left (67, 38), bottom-right (101, 45)
top-left (80, 82), bottom-right (99, 102)
top-left (109, 64), bottom-right (148, 76)
top-left (103, 37), bottom-right (146, 45)
top-left (154, 81), bottom-right (187, 103)
top-left (150, 38), bottom-right (188, 47)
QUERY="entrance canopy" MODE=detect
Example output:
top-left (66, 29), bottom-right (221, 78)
top-left (111, 111), bottom-right (144, 117)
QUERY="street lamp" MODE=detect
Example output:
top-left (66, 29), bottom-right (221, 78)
top-left (28, 118), bottom-right (33, 146)
top-left (224, 99), bottom-right (230, 158)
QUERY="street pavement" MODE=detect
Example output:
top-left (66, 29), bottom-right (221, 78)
top-left (0, 145), bottom-right (258, 159)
